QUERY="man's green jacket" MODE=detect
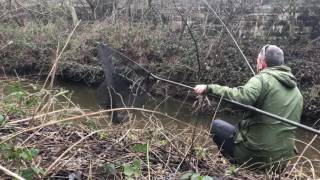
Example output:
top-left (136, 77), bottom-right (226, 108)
top-left (207, 65), bottom-right (303, 166)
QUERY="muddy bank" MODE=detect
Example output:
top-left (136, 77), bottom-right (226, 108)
top-left (1, 22), bottom-right (319, 124)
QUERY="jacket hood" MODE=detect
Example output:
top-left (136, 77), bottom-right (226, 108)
top-left (260, 65), bottom-right (297, 88)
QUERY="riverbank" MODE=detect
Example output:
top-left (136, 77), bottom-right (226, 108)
top-left (0, 78), bottom-right (265, 179)
top-left (0, 78), bottom-right (319, 179)
top-left (1, 21), bottom-right (319, 125)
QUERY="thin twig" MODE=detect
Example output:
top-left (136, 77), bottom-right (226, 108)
top-left (174, 131), bottom-right (202, 174)
top-left (0, 41), bottom-right (13, 51)
top-left (209, 95), bottom-right (224, 133)
top-left (201, 0), bottom-right (255, 75)
top-left (171, 0), bottom-right (201, 74)
top-left (287, 135), bottom-right (318, 178)
top-left (147, 141), bottom-right (151, 180)
top-left (0, 107), bottom-right (211, 144)
top-left (1, 66), bottom-right (7, 78)
top-left (43, 20), bottom-right (81, 89)
top-left (189, 96), bottom-right (203, 161)
top-left (293, 138), bottom-right (320, 155)
top-left (0, 164), bottom-right (25, 180)
top-left (44, 129), bottom-right (131, 176)
top-left (7, 108), bottom-right (79, 125)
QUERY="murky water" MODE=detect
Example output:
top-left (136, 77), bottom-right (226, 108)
top-left (56, 80), bottom-right (320, 162)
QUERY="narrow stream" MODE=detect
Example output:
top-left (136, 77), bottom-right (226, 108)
top-left (56, 80), bottom-right (320, 163)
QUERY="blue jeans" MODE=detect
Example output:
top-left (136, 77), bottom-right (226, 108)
top-left (210, 119), bottom-right (236, 161)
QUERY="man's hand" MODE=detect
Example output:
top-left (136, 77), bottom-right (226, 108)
top-left (194, 84), bottom-right (207, 94)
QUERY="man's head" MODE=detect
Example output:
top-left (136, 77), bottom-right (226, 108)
top-left (256, 45), bottom-right (284, 72)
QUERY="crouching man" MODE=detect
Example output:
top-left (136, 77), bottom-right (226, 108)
top-left (194, 45), bottom-right (303, 168)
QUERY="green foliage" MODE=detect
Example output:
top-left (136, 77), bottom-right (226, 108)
top-left (194, 146), bottom-right (206, 159)
top-left (19, 148), bottom-right (39, 162)
top-left (0, 144), bottom-right (39, 163)
top-left (2, 82), bottom-right (41, 116)
top-left (0, 114), bottom-right (5, 125)
top-left (130, 143), bottom-right (148, 154)
top-left (120, 143), bottom-right (148, 179)
top-left (123, 158), bottom-right (142, 179)
top-left (180, 171), bottom-right (215, 180)
top-left (158, 139), bottom-right (168, 145)
top-left (0, 143), bottom-right (16, 161)
top-left (180, 172), bottom-right (194, 179)
top-left (224, 165), bottom-right (238, 176)
top-left (83, 119), bottom-right (97, 131)
top-left (98, 132), bottom-right (108, 140)
top-left (103, 163), bottom-right (116, 175)
top-left (5, 82), bottom-right (23, 94)
top-left (20, 167), bottom-right (44, 180)
top-left (1, 81), bottom-right (73, 122)
top-left (0, 144), bottom-right (43, 179)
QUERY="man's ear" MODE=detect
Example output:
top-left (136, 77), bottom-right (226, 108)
top-left (257, 58), bottom-right (267, 73)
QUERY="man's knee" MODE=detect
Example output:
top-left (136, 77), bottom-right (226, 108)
top-left (211, 119), bottom-right (230, 134)
top-left (212, 119), bottom-right (225, 127)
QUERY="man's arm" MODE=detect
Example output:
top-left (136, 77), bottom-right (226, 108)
top-left (206, 76), bottom-right (263, 105)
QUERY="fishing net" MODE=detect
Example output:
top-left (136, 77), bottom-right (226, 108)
top-left (96, 43), bottom-right (156, 123)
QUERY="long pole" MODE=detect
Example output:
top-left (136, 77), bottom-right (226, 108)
top-left (153, 76), bottom-right (320, 136)
top-left (105, 44), bottom-right (320, 136)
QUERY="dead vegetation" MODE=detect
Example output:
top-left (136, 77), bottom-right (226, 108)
top-left (0, 0), bottom-right (320, 179)
top-left (0, 78), bottom-right (319, 179)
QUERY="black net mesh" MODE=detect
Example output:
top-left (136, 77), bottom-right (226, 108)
top-left (96, 43), bottom-right (155, 123)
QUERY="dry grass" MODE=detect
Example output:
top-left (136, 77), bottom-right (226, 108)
top-left (0, 78), bottom-right (319, 179)
top-left (1, 1), bottom-right (320, 178)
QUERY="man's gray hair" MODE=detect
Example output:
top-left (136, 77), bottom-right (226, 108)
top-left (260, 45), bottom-right (284, 67)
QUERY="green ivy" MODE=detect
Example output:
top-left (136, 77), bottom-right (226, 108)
top-left (130, 143), bottom-right (148, 154)
top-left (20, 167), bottom-right (44, 180)
top-left (103, 163), bottom-right (116, 175)
top-left (0, 144), bottom-right (43, 179)
top-left (123, 158), bottom-right (142, 179)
